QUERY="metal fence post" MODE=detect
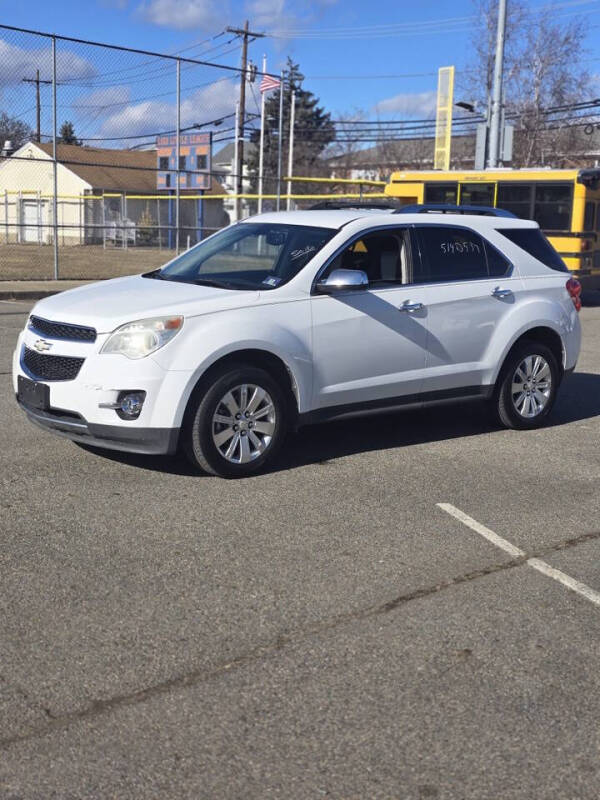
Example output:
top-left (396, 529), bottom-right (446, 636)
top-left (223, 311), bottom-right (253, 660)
top-left (176, 58), bottom-right (181, 255)
top-left (157, 198), bottom-right (162, 250)
top-left (51, 35), bottom-right (59, 279)
top-left (102, 194), bottom-right (106, 249)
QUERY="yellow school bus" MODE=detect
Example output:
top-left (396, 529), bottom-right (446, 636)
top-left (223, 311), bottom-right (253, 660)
top-left (384, 168), bottom-right (600, 289)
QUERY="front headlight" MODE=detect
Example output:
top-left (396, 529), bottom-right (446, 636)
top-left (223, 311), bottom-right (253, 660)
top-left (101, 316), bottom-right (183, 359)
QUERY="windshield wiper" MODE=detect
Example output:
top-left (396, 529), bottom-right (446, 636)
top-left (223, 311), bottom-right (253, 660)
top-left (144, 272), bottom-right (252, 290)
top-left (143, 268), bottom-right (167, 280)
top-left (189, 278), bottom-right (254, 290)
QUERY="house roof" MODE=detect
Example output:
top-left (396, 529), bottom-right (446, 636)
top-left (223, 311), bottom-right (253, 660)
top-left (35, 143), bottom-right (158, 192)
top-left (213, 141), bottom-right (257, 166)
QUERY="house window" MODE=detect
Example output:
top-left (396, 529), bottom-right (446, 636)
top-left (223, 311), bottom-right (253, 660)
top-left (159, 156), bottom-right (169, 170)
top-left (165, 174), bottom-right (171, 188)
top-left (178, 156), bottom-right (186, 171)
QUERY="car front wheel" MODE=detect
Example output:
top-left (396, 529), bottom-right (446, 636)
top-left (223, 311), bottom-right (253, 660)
top-left (494, 341), bottom-right (560, 430)
top-left (183, 364), bottom-right (288, 477)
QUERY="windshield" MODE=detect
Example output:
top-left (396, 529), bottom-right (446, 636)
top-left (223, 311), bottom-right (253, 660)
top-left (150, 222), bottom-right (335, 290)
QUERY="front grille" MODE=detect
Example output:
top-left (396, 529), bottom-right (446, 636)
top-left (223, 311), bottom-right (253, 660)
top-left (29, 315), bottom-right (97, 343)
top-left (23, 347), bottom-right (84, 382)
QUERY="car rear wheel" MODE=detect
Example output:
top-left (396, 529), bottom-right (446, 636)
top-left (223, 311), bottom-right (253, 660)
top-left (183, 364), bottom-right (287, 477)
top-left (494, 341), bottom-right (560, 430)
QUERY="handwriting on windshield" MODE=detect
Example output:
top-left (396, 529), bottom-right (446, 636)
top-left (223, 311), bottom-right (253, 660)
top-left (440, 241), bottom-right (481, 255)
top-left (291, 245), bottom-right (317, 260)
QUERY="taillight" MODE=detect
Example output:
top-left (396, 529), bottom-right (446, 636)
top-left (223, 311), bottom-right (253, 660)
top-left (566, 277), bottom-right (582, 312)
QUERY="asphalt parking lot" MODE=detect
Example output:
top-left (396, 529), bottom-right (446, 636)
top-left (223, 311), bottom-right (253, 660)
top-left (1, 297), bottom-right (600, 799)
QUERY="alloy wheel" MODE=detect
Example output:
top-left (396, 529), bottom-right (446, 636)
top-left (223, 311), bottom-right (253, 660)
top-left (211, 383), bottom-right (276, 464)
top-left (511, 355), bottom-right (552, 418)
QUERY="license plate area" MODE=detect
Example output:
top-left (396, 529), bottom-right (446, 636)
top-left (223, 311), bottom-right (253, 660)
top-left (18, 375), bottom-right (50, 410)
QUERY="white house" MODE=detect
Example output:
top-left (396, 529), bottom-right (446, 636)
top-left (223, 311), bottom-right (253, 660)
top-left (0, 142), bottom-right (158, 245)
top-left (212, 141), bottom-right (256, 222)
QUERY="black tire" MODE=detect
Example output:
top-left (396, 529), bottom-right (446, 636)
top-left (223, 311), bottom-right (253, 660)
top-left (183, 363), bottom-right (288, 477)
top-left (493, 341), bottom-right (560, 430)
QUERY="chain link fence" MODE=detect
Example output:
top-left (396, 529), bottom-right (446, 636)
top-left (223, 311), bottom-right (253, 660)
top-left (0, 24), bottom-right (386, 281)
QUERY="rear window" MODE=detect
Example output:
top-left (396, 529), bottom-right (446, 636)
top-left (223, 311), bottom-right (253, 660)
top-left (499, 228), bottom-right (568, 272)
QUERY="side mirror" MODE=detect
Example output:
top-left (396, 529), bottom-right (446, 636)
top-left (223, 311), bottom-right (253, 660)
top-left (316, 268), bottom-right (369, 294)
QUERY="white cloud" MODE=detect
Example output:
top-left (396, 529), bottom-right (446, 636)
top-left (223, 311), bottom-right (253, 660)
top-left (136, 0), bottom-right (228, 31)
top-left (99, 78), bottom-right (238, 138)
top-left (373, 91), bottom-right (437, 117)
top-left (136, 0), bottom-right (338, 32)
top-left (244, 0), bottom-right (290, 26)
top-left (72, 86), bottom-right (132, 116)
top-left (0, 38), bottom-right (95, 87)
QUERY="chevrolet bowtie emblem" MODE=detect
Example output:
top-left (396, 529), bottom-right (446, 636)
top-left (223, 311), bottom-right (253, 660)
top-left (33, 339), bottom-right (52, 352)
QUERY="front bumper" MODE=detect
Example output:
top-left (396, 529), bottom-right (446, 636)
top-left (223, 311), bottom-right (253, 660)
top-left (13, 325), bottom-right (194, 455)
top-left (17, 397), bottom-right (180, 455)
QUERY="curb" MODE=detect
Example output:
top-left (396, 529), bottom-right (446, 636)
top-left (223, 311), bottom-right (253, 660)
top-left (0, 290), bottom-right (64, 301)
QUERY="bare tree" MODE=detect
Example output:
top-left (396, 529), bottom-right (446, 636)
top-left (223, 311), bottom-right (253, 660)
top-left (0, 112), bottom-right (33, 150)
top-left (462, 0), bottom-right (592, 167)
top-left (509, 16), bottom-right (591, 166)
top-left (324, 110), bottom-right (371, 182)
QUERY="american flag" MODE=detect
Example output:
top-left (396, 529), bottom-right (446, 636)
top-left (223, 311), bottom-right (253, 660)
top-left (260, 74), bottom-right (281, 94)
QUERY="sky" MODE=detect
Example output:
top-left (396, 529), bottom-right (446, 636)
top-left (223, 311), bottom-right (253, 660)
top-left (1, 0), bottom-right (600, 149)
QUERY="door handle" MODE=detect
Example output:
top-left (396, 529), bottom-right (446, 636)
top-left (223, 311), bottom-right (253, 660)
top-left (492, 287), bottom-right (512, 298)
top-left (399, 301), bottom-right (424, 313)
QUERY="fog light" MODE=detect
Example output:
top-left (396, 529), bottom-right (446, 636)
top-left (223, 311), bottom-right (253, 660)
top-left (117, 390), bottom-right (146, 420)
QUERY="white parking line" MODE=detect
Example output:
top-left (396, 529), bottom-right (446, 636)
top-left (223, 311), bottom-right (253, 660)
top-left (437, 502), bottom-right (600, 608)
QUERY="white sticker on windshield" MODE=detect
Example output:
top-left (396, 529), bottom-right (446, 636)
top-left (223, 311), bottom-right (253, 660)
top-left (290, 245), bottom-right (317, 260)
top-left (263, 276), bottom-right (282, 286)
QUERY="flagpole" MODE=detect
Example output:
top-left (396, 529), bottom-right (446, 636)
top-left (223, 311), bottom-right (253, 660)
top-left (276, 70), bottom-right (284, 212)
top-left (286, 91), bottom-right (296, 211)
top-left (257, 54), bottom-right (267, 215)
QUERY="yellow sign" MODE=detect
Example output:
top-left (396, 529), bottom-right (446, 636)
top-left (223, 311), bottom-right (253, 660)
top-left (434, 66), bottom-right (455, 171)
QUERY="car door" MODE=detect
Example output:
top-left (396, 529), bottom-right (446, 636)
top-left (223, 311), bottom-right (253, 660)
top-left (412, 223), bottom-right (521, 397)
top-left (310, 226), bottom-right (428, 411)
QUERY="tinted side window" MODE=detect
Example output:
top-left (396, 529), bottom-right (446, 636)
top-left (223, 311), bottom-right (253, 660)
top-left (499, 228), bottom-right (568, 272)
top-left (460, 183), bottom-right (494, 206)
top-left (533, 184), bottom-right (571, 231)
top-left (584, 201), bottom-right (595, 231)
top-left (497, 184), bottom-right (532, 219)
top-left (415, 227), bottom-right (488, 283)
top-left (424, 183), bottom-right (458, 204)
top-left (486, 243), bottom-right (511, 277)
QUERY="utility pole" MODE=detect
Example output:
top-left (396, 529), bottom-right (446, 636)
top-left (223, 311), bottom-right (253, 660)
top-left (487, 0), bottom-right (507, 168)
top-left (226, 21), bottom-right (265, 220)
top-left (22, 70), bottom-right (52, 142)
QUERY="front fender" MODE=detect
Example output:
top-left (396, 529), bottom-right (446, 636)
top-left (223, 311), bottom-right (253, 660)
top-left (151, 304), bottom-right (313, 427)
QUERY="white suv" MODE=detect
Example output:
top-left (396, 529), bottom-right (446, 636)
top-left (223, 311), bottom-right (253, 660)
top-left (13, 206), bottom-right (582, 477)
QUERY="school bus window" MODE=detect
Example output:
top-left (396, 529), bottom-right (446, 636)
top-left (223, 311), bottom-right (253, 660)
top-left (533, 184), bottom-right (571, 231)
top-left (424, 183), bottom-right (458, 204)
top-left (459, 183), bottom-right (494, 206)
top-left (497, 184), bottom-right (532, 220)
top-left (584, 201), bottom-right (595, 231)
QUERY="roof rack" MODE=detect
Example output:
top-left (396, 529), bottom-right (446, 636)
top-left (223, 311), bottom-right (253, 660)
top-left (393, 203), bottom-right (516, 218)
top-left (308, 200), bottom-right (398, 211)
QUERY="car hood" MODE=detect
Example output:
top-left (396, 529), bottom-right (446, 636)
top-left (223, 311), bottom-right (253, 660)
top-left (30, 275), bottom-right (260, 333)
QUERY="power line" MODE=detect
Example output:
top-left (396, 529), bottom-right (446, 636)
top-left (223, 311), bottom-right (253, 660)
top-left (264, 0), bottom-right (599, 38)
